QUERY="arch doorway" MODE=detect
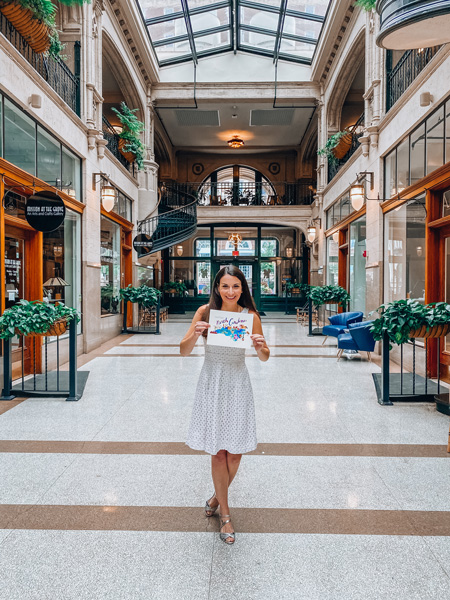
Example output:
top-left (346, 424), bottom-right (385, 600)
top-left (198, 165), bottom-right (276, 206)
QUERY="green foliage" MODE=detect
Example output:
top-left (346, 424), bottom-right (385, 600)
top-left (0, 300), bottom-right (80, 340)
top-left (317, 131), bottom-right (349, 165)
top-left (111, 102), bottom-right (146, 170)
top-left (309, 285), bottom-right (350, 307)
top-left (370, 299), bottom-right (450, 346)
top-left (119, 285), bottom-right (161, 309)
top-left (163, 281), bottom-right (187, 296)
top-left (355, 0), bottom-right (376, 11)
top-left (285, 282), bottom-right (311, 295)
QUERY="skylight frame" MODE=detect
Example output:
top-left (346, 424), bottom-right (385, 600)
top-left (139, 0), bottom-right (330, 67)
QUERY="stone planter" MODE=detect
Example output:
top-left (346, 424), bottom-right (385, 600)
top-left (0, 2), bottom-right (51, 53)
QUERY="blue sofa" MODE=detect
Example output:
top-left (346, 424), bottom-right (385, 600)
top-left (337, 321), bottom-right (376, 361)
top-left (322, 311), bottom-right (364, 345)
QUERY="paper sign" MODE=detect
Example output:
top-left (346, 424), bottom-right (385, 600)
top-left (207, 309), bottom-right (254, 349)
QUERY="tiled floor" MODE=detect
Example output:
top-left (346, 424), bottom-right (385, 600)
top-left (0, 313), bottom-right (449, 599)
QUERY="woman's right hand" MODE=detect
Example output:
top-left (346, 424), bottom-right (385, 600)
top-left (194, 321), bottom-right (210, 336)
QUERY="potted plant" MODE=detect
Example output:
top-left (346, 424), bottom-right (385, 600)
top-left (355, 0), bottom-right (376, 11)
top-left (318, 130), bottom-right (353, 164)
top-left (119, 284), bottom-right (161, 308)
top-left (285, 282), bottom-right (310, 295)
top-left (0, 299), bottom-right (80, 339)
top-left (370, 299), bottom-right (450, 347)
top-left (111, 102), bottom-right (146, 170)
top-left (309, 285), bottom-right (350, 307)
top-left (0, 1), bottom-right (89, 57)
top-left (163, 281), bottom-right (187, 296)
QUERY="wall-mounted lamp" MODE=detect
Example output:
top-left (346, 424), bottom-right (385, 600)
top-left (307, 217), bottom-right (321, 243)
top-left (101, 186), bottom-right (116, 212)
top-left (285, 246), bottom-right (293, 258)
top-left (176, 245), bottom-right (184, 256)
top-left (416, 246), bottom-right (423, 257)
top-left (350, 171), bottom-right (374, 211)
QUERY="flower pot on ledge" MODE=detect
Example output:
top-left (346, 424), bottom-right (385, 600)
top-left (0, 2), bottom-right (51, 54)
top-left (15, 318), bottom-right (69, 338)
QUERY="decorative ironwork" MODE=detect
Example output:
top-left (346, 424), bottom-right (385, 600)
top-left (386, 46), bottom-right (441, 112)
top-left (0, 12), bottom-right (80, 116)
top-left (102, 115), bottom-right (137, 176)
top-left (160, 181), bottom-right (315, 207)
top-left (138, 188), bottom-right (197, 256)
top-left (327, 113), bottom-right (365, 183)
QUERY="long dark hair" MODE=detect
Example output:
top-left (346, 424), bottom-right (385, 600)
top-left (201, 265), bottom-right (258, 331)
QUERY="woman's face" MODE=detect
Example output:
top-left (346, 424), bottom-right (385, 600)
top-left (217, 274), bottom-right (243, 304)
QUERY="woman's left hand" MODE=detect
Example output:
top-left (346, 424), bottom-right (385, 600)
top-left (250, 334), bottom-right (266, 352)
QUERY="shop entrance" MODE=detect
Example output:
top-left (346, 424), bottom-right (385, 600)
top-left (3, 225), bottom-right (35, 378)
top-left (440, 233), bottom-right (450, 381)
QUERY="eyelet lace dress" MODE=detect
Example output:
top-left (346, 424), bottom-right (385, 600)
top-left (186, 308), bottom-right (257, 455)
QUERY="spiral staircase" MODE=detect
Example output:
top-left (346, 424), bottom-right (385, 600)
top-left (136, 187), bottom-right (197, 257)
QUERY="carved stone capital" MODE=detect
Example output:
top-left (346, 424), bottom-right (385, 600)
top-left (359, 134), bottom-right (370, 157)
top-left (96, 137), bottom-right (108, 159)
top-left (367, 125), bottom-right (379, 149)
top-left (87, 128), bottom-right (99, 151)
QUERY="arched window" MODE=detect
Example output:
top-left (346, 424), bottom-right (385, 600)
top-left (198, 165), bottom-right (275, 206)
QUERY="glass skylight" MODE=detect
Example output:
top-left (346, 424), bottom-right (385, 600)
top-left (138, 0), bottom-right (331, 67)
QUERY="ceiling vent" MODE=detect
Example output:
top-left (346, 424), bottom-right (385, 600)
top-left (250, 109), bottom-right (294, 126)
top-left (175, 110), bottom-right (220, 126)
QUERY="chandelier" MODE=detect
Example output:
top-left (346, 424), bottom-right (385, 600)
top-left (228, 232), bottom-right (242, 247)
top-left (227, 135), bottom-right (244, 149)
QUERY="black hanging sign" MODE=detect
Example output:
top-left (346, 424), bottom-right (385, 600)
top-left (133, 233), bottom-right (153, 257)
top-left (25, 191), bottom-right (66, 232)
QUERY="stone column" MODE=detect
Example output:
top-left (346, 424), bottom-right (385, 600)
top-left (137, 91), bottom-right (159, 223)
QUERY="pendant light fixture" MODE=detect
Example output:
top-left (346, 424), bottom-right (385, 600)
top-left (227, 136), bottom-right (244, 149)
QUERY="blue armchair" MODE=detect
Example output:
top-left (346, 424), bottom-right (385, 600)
top-left (322, 311), bottom-right (364, 345)
top-left (337, 321), bottom-right (376, 361)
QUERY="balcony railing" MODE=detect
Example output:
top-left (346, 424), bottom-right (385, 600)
top-left (102, 115), bottom-right (137, 176)
top-left (327, 113), bottom-right (365, 184)
top-left (386, 46), bottom-right (441, 112)
top-left (0, 11), bottom-right (80, 116)
top-left (161, 181), bottom-right (315, 207)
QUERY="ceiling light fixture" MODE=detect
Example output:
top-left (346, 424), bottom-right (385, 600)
top-left (227, 136), bottom-right (244, 149)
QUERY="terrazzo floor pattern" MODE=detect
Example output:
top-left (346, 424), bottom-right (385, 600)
top-left (1, 314), bottom-right (450, 599)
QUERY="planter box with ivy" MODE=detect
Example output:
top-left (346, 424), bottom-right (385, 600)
top-left (119, 285), bottom-right (161, 308)
top-left (163, 282), bottom-right (187, 296)
top-left (0, 300), bottom-right (80, 339)
top-left (309, 285), bottom-right (350, 308)
top-left (285, 282), bottom-right (311, 295)
top-left (111, 102), bottom-right (146, 170)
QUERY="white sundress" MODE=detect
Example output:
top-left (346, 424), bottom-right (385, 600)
top-left (186, 308), bottom-right (257, 455)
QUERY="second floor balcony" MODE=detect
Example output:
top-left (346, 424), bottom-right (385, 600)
top-left (102, 115), bottom-right (137, 177)
top-left (163, 181), bottom-right (315, 208)
top-left (327, 113), bottom-right (365, 184)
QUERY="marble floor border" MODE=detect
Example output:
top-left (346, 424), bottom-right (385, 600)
top-left (100, 354), bottom-right (338, 358)
top-left (2, 505), bottom-right (450, 536)
top-left (0, 399), bottom-right (27, 416)
top-left (0, 441), bottom-right (447, 457)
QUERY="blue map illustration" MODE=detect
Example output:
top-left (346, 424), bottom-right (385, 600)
top-left (210, 324), bottom-right (249, 342)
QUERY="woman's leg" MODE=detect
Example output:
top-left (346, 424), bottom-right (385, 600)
top-left (211, 450), bottom-right (234, 541)
top-left (226, 452), bottom-right (242, 487)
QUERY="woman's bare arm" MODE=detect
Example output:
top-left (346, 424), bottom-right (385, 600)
top-left (250, 313), bottom-right (270, 362)
top-left (180, 305), bottom-right (210, 356)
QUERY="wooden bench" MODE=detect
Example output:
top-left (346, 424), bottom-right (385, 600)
top-left (139, 306), bottom-right (169, 326)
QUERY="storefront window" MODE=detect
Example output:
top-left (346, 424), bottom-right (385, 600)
top-left (4, 98), bottom-right (36, 175)
top-left (410, 124), bottom-right (425, 185)
top-left (216, 238), bottom-right (256, 256)
top-left (261, 239), bottom-right (278, 257)
top-left (384, 195), bottom-right (426, 303)
top-left (111, 189), bottom-right (132, 221)
top-left (426, 106), bottom-right (445, 175)
top-left (326, 236), bottom-right (338, 286)
top-left (43, 209), bottom-right (82, 333)
top-left (137, 266), bottom-right (154, 287)
top-left (37, 126), bottom-right (61, 186)
top-left (195, 239), bottom-right (211, 257)
top-left (261, 261), bottom-right (276, 295)
top-left (446, 101), bottom-right (450, 162)
top-left (197, 262), bottom-right (211, 295)
top-left (349, 216), bottom-right (366, 314)
top-left (326, 193), bottom-right (354, 229)
top-left (397, 137), bottom-right (409, 192)
top-left (62, 146), bottom-right (81, 200)
top-left (384, 149), bottom-right (396, 198)
top-left (100, 217), bottom-right (121, 315)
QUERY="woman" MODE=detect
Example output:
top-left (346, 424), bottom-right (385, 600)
top-left (180, 266), bottom-right (269, 544)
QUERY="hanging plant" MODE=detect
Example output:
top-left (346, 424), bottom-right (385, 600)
top-left (309, 285), bottom-right (350, 307)
top-left (317, 131), bottom-right (352, 164)
top-left (285, 282), bottom-right (311, 295)
top-left (0, 300), bottom-right (80, 339)
top-left (111, 102), bottom-right (146, 170)
top-left (119, 285), bottom-right (161, 309)
top-left (355, 0), bottom-right (376, 11)
top-left (0, 1), bottom-right (90, 57)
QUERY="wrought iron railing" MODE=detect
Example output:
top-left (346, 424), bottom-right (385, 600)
top-left (102, 115), bottom-right (137, 176)
top-left (0, 12), bottom-right (80, 116)
top-left (160, 181), bottom-right (315, 207)
top-left (328, 113), bottom-right (365, 184)
top-left (386, 46), bottom-right (441, 112)
top-left (138, 188), bottom-right (197, 255)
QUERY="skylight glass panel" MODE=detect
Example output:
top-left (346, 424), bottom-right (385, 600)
top-left (279, 36), bottom-right (315, 59)
top-left (287, 16), bottom-right (322, 40)
top-left (240, 30), bottom-right (276, 52)
top-left (152, 40), bottom-right (192, 63)
top-left (147, 17), bottom-right (188, 44)
top-left (190, 7), bottom-right (230, 33)
top-left (195, 29), bottom-right (231, 52)
top-left (139, 0), bottom-right (183, 21)
top-left (240, 7), bottom-right (279, 32)
top-left (287, 1), bottom-right (330, 18)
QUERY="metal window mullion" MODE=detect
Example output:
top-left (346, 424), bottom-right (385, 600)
top-left (193, 24), bottom-right (231, 39)
top-left (152, 33), bottom-right (190, 47)
top-left (232, 0), bottom-right (237, 53)
top-left (188, 1), bottom-right (230, 16)
top-left (146, 12), bottom-right (185, 25)
top-left (285, 9), bottom-right (324, 23)
top-left (181, 0), bottom-right (198, 64)
top-left (273, 0), bottom-right (288, 65)
top-left (239, 24), bottom-right (277, 37)
top-left (281, 31), bottom-right (317, 45)
top-left (239, 0), bottom-right (283, 16)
